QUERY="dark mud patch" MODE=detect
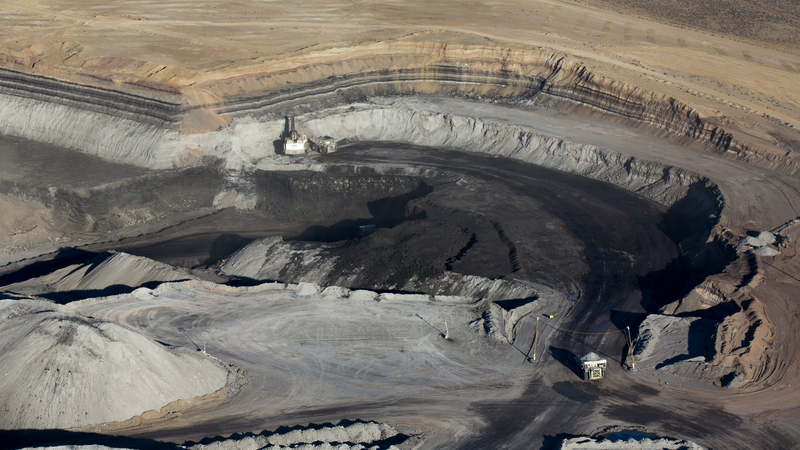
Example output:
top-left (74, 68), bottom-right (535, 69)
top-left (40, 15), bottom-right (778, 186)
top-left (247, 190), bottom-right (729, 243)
top-left (318, 219), bottom-right (474, 289)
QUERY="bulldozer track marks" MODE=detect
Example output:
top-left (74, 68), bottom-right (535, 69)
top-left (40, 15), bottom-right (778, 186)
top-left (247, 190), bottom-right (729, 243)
top-left (646, 28), bottom-right (656, 44)
top-left (574, 13), bottom-right (590, 32)
top-left (599, 20), bottom-right (613, 46)
top-left (542, 6), bottom-right (561, 29)
top-left (780, 60), bottom-right (798, 73)
top-left (624, 23), bottom-right (632, 46)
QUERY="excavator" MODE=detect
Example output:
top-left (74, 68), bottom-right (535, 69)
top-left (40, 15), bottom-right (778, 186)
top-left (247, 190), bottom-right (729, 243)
top-left (283, 115), bottom-right (309, 155)
top-left (282, 115), bottom-right (338, 155)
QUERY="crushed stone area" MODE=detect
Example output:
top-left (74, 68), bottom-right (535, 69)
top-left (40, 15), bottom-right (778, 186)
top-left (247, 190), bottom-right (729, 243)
top-left (62, 279), bottom-right (542, 440)
top-left (558, 435), bottom-right (707, 449)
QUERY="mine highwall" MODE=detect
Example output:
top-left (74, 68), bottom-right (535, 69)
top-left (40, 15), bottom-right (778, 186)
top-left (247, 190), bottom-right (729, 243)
top-left (0, 60), bottom-right (725, 253)
top-left (0, 85), bottom-right (725, 254)
top-left (298, 105), bottom-right (724, 261)
top-left (0, 91), bottom-right (181, 167)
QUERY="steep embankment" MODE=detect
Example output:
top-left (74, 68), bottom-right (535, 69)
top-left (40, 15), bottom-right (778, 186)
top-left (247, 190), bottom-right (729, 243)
top-left (1, 40), bottom-right (796, 175)
top-left (2, 251), bottom-right (192, 301)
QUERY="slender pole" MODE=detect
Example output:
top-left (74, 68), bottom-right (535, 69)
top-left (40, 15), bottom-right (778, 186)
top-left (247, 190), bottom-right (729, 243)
top-left (533, 317), bottom-right (539, 361)
top-left (445, 320), bottom-right (450, 339)
top-left (627, 326), bottom-right (636, 371)
top-left (202, 331), bottom-right (210, 356)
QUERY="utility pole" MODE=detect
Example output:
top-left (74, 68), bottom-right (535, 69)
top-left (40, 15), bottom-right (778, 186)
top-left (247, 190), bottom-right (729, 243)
top-left (626, 326), bottom-right (637, 371)
top-left (444, 320), bottom-right (450, 339)
top-left (202, 331), bottom-right (209, 355)
top-left (533, 317), bottom-right (539, 361)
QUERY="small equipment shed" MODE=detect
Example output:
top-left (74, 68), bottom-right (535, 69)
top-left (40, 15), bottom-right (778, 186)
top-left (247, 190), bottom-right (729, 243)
top-left (577, 352), bottom-right (607, 380)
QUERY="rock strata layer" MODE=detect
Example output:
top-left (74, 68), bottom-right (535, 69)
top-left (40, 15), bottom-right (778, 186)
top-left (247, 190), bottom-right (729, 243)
top-left (1, 41), bottom-right (795, 175)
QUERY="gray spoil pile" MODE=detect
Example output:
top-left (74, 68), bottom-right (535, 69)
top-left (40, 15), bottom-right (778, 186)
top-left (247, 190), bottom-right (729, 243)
top-left (19, 421), bottom-right (411, 450)
top-left (737, 231), bottom-right (780, 257)
top-left (2, 251), bottom-right (193, 301)
top-left (221, 231), bottom-right (537, 301)
top-left (558, 435), bottom-right (707, 449)
top-left (0, 299), bottom-right (227, 429)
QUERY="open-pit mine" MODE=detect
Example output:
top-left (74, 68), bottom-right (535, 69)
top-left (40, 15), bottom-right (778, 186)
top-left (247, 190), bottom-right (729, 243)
top-left (1, 1), bottom-right (800, 449)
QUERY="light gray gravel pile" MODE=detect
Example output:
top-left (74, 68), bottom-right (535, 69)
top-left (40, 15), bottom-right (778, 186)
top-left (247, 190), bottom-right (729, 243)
top-left (0, 299), bottom-right (227, 430)
top-left (558, 436), bottom-right (707, 449)
top-left (189, 421), bottom-right (403, 450)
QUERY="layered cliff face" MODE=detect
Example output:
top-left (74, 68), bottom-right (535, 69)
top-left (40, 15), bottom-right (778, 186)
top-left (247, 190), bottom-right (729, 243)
top-left (1, 41), bottom-right (796, 177)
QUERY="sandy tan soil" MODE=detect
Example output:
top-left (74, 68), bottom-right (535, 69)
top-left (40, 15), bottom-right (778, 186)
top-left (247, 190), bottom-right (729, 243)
top-left (0, 0), bottom-right (798, 144)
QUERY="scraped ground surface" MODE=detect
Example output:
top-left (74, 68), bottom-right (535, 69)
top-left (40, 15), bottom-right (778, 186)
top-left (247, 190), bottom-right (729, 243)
top-left (67, 281), bottom-right (539, 436)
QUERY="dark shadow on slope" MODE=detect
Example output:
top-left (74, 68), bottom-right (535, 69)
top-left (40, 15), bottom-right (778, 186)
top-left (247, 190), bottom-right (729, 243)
top-left (637, 257), bottom-right (692, 313)
top-left (673, 297), bottom-right (741, 321)
top-left (0, 248), bottom-right (99, 287)
top-left (609, 309), bottom-right (648, 363)
top-left (184, 419), bottom-right (409, 449)
top-left (202, 233), bottom-right (254, 266)
top-left (292, 183), bottom-right (432, 243)
top-left (0, 429), bottom-right (180, 450)
top-left (638, 181), bottom-right (734, 314)
top-left (549, 346), bottom-right (582, 379)
top-left (222, 275), bottom-right (282, 287)
top-left (366, 182), bottom-right (433, 222)
top-left (38, 280), bottom-right (187, 304)
top-left (495, 296), bottom-right (537, 311)
top-left (540, 433), bottom-right (582, 450)
top-left (292, 218), bottom-right (385, 242)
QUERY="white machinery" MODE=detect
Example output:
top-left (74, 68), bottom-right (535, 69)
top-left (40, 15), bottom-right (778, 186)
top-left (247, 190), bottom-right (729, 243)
top-left (576, 352), bottom-right (607, 380)
top-left (284, 115), bottom-right (309, 155)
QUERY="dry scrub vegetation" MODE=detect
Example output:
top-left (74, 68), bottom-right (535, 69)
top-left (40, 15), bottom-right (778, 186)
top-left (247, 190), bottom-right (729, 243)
top-left (575, 0), bottom-right (800, 48)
